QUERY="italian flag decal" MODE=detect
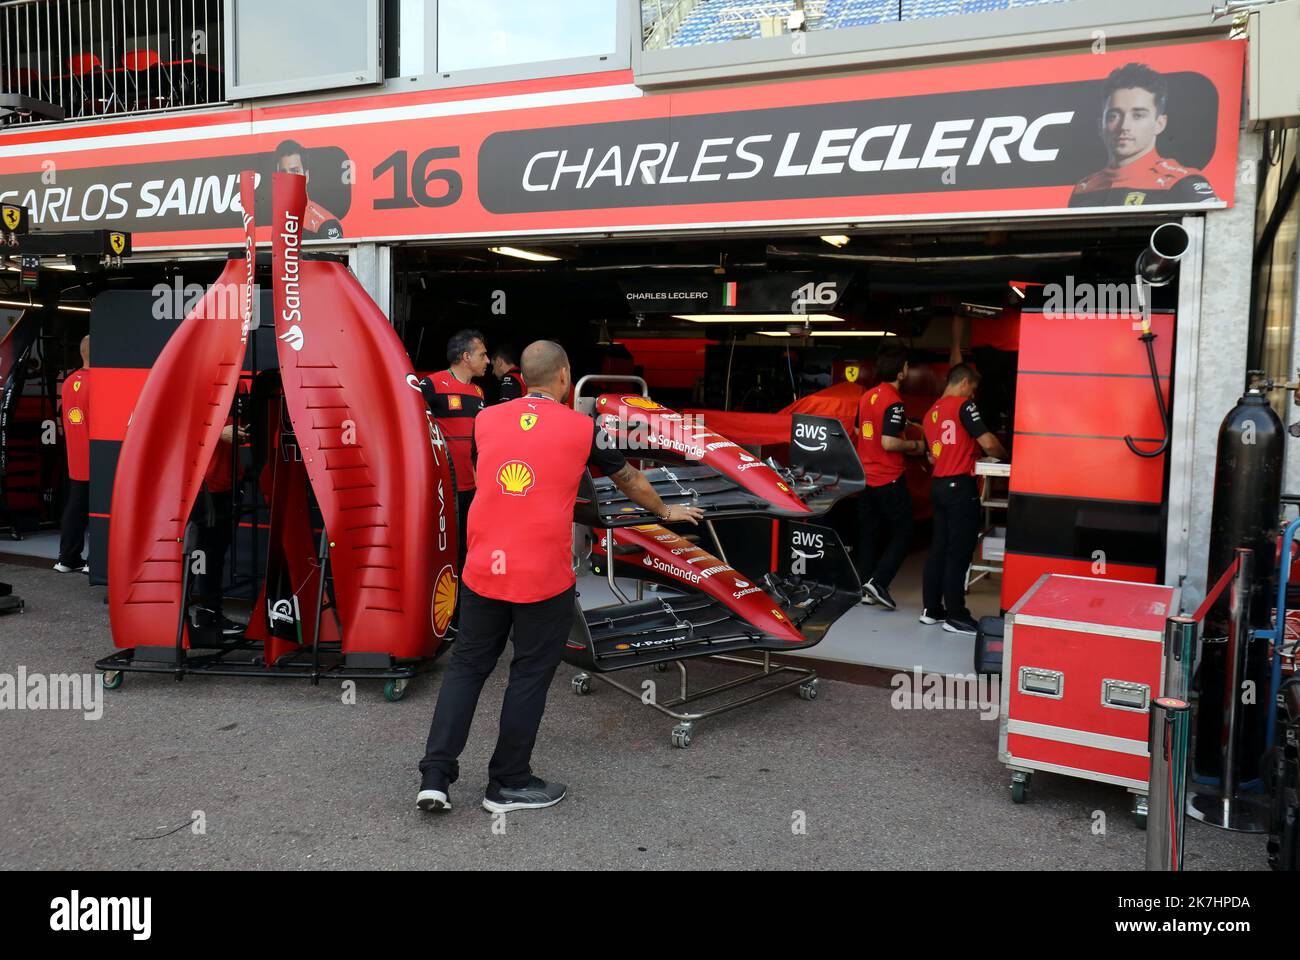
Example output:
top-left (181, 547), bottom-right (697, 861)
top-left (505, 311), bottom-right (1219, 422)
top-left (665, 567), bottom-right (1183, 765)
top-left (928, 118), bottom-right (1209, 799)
top-left (723, 281), bottom-right (738, 307)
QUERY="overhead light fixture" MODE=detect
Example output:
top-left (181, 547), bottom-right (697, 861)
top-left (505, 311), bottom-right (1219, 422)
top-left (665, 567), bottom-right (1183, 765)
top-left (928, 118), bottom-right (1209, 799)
top-left (45, 259), bottom-right (77, 272)
top-left (0, 300), bottom-right (91, 313)
top-left (488, 246), bottom-right (560, 262)
top-left (758, 329), bottom-right (894, 337)
top-left (820, 235), bottom-right (850, 248)
top-left (1009, 281), bottom-right (1026, 299)
top-left (674, 314), bottom-right (844, 324)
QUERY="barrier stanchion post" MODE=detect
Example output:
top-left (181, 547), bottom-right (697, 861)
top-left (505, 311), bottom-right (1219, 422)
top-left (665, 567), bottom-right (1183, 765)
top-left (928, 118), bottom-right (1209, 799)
top-left (1189, 546), bottom-right (1269, 832)
top-left (1146, 695), bottom-right (1191, 870)
top-left (1163, 615), bottom-right (1197, 703)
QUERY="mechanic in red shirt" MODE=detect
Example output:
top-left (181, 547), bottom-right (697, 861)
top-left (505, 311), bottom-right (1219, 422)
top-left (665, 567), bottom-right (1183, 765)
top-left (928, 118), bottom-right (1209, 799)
top-left (417, 341), bottom-right (704, 815)
top-left (491, 344), bottom-right (527, 403)
top-left (921, 364), bottom-right (1007, 636)
top-left (1069, 63), bottom-right (1217, 208)
top-left (419, 330), bottom-right (489, 577)
top-left (855, 344), bottom-right (925, 611)
top-left (56, 336), bottom-right (91, 573)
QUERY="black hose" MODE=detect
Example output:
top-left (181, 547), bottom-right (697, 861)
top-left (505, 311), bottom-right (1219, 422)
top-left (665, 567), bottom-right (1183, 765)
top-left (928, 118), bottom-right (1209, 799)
top-left (1125, 333), bottom-right (1170, 458)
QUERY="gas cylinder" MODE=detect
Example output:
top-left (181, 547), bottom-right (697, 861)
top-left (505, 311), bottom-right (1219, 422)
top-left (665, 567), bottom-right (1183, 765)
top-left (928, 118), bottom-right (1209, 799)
top-left (1196, 372), bottom-right (1285, 780)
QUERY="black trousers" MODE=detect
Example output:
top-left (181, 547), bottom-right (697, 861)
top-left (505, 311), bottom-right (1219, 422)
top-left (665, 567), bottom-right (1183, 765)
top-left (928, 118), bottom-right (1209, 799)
top-left (57, 479), bottom-right (90, 567)
top-left (857, 475), bottom-right (913, 589)
top-left (923, 475), bottom-right (981, 618)
top-left (192, 490), bottom-right (233, 610)
top-left (419, 581), bottom-right (577, 790)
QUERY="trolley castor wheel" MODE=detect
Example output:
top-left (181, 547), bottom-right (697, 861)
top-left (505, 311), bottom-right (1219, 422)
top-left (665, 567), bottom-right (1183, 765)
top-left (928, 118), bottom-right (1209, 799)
top-left (798, 678), bottom-right (819, 701)
top-left (1010, 771), bottom-right (1030, 804)
top-left (571, 673), bottom-right (592, 696)
top-left (102, 670), bottom-right (123, 690)
top-left (383, 679), bottom-right (408, 702)
top-left (1133, 794), bottom-right (1149, 830)
top-left (670, 723), bottom-right (693, 749)
top-left (653, 662), bottom-right (669, 673)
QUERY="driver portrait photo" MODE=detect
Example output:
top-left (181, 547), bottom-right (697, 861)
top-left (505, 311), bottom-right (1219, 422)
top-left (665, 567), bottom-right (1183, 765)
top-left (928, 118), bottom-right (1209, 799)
top-left (273, 138), bottom-right (346, 240)
top-left (1068, 62), bottom-right (1218, 208)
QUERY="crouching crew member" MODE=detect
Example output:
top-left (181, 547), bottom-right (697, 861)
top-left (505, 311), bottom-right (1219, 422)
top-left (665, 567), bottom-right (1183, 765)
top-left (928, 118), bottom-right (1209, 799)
top-left (421, 329), bottom-right (489, 575)
top-left (921, 364), bottom-right (1007, 636)
top-left (492, 344), bottom-right (526, 403)
top-left (417, 341), bottom-right (704, 815)
top-left (856, 345), bottom-right (925, 610)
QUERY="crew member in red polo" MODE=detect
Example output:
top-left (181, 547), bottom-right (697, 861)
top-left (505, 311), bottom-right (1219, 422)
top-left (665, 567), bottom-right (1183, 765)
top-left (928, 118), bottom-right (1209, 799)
top-left (491, 344), bottom-right (526, 403)
top-left (921, 364), bottom-right (1007, 636)
top-left (419, 329), bottom-right (489, 576)
top-left (56, 336), bottom-right (91, 573)
top-left (855, 344), bottom-right (925, 611)
top-left (416, 340), bottom-right (704, 815)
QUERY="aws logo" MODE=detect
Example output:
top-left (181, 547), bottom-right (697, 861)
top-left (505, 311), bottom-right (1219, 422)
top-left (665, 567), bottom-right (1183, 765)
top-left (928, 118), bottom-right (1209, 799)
top-left (790, 527), bottom-right (825, 576)
top-left (432, 565), bottom-right (457, 637)
top-left (497, 460), bottom-right (535, 496)
top-left (793, 421), bottom-right (828, 452)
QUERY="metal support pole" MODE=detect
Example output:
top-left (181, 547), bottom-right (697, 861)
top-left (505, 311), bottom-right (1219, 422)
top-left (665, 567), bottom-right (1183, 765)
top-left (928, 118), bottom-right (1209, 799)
top-left (1188, 546), bottom-right (1269, 831)
top-left (1146, 696), bottom-right (1190, 870)
top-left (1162, 615), bottom-right (1197, 702)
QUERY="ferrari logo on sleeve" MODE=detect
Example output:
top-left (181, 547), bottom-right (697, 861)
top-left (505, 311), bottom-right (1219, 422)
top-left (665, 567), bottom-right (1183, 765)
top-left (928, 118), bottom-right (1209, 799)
top-left (930, 410), bottom-right (938, 423)
top-left (845, 365), bottom-right (859, 383)
top-left (496, 460), bottom-right (535, 496)
top-left (519, 413), bottom-right (538, 431)
top-left (72, 379), bottom-right (82, 392)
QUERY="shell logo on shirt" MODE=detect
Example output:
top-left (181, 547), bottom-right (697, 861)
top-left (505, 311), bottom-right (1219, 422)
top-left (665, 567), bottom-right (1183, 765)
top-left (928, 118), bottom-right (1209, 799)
top-left (863, 422), bottom-right (874, 439)
top-left (519, 413), bottom-right (538, 431)
top-left (497, 460), bottom-right (535, 495)
top-left (448, 395), bottom-right (462, 410)
top-left (931, 441), bottom-right (943, 458)
top-left (68, 407), bottom-right (84, 425)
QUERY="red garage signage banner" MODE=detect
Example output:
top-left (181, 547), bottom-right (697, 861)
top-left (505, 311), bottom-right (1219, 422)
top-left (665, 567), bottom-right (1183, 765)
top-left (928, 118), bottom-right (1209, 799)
top-left (0, 40), bottom-right (1244, 251)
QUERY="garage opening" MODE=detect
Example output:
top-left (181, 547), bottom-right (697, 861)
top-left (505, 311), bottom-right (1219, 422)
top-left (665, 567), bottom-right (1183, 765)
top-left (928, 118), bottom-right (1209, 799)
top-left (392, 219), bottom-right (1184, 673)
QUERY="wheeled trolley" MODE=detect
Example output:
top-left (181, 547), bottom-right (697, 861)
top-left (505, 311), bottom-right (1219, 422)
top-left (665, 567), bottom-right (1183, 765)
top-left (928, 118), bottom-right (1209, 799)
top-left (999, 573), bottom-right (1179, 827)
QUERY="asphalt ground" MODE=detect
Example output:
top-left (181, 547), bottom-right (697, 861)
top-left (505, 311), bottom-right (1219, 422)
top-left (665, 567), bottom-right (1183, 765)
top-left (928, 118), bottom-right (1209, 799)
top-left (0, 561), bottom-right (1266, 870)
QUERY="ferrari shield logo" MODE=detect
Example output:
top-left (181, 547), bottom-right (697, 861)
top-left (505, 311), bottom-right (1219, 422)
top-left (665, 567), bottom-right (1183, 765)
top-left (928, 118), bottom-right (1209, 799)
top-left (109, 232), bottom-right (126, 254)
top-left (844, 365), bottom-right (859, 383)
top-left (2, 207), bottom-right (20, 230)
top-left (519, 413), bottom-right (538, 431)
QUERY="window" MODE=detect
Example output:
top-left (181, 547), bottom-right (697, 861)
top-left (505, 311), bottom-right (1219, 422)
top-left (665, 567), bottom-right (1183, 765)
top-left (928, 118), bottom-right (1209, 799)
top-left (436, 0), bottom-right (619, 74)
top-left (225, 0), bottom-right (382, 99)
top-left (642, 0), bottom-right (1078, 51)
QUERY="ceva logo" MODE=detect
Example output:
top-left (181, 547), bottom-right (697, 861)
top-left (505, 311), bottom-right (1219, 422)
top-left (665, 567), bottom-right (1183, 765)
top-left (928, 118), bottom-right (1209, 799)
top-left (279, 325), bottom-right (305, 352)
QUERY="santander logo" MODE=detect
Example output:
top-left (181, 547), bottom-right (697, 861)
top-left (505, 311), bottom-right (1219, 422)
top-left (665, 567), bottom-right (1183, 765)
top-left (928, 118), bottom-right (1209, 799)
top-left (279, 326), bottom-right (305, 351)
